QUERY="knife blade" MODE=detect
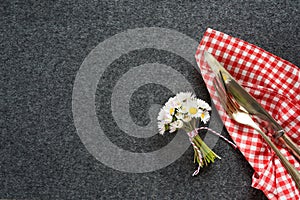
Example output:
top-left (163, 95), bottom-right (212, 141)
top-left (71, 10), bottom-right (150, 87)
top-left (204, 51), bottom-right (300, 160)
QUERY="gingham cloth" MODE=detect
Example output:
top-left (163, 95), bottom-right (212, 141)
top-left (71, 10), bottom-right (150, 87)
top-left (195, 28), bottom-right (300, 200)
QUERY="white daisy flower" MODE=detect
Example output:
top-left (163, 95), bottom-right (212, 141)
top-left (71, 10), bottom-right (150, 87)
top-left (158, 121), bottom-right (166, 135)
top-left (170, 120), bottom-right (183, 129)
top-left (175, 112), bottom-right (184, 120)
top-left (178, 104), bottom-right (187, 114)
top-left (182, 114), bottom-right (192, 122)
top-left (169, 124), bottom-right (177, 133)
top-left (176, 92), bottom-right (195, 102)
top-left (197, 99), bottom-right (211, 111)
top-left (186, 99), bottom-right (201, 118)
top-left (163, 104), bottom-right (176, 116)
top-left (157, 108), bottom-right (165, 121)
top-left (165, 97), bottom-right (175, 106)
top-left (178, 96), bottom-right (195, 114)
top-left (173, 97), bottom-right (182, 108)
top-left (163, 114), bottom-right (173, 124)
top-left (200, 110), bottom-right (210, 124)
top-left (166, 96), bottom-right (181, 109)
top-left (157, 108), bottom-right (172, 124)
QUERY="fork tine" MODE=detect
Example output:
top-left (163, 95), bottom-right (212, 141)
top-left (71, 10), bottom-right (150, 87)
top-left (219, 71), bottom-right (228, 91)
top-left (213, 75), bottom-right (225, 97)
top-left (219, 71), bottom-right (247, 113)
top-left (213, 80), bottom-right (233, 115)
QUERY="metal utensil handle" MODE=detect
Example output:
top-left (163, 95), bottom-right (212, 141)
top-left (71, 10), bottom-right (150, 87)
top-left (257, 129), bottom-right (300, 190)
top-left (279, 134), bottom-right (300, 161)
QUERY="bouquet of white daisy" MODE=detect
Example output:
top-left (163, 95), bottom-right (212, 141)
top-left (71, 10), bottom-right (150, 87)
top-left (158, 92), bottom-right (235, 176)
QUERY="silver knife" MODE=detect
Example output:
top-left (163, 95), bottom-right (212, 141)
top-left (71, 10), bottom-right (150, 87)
top-left (204, 51), bottom-right (300, 161)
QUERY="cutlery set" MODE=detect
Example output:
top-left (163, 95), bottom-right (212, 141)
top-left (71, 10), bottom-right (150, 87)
top-left (204, 52), bottom-right (300, 189)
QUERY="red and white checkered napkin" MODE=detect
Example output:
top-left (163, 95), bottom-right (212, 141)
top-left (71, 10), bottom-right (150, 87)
top-left (195, 28), bottom-right (300, 200)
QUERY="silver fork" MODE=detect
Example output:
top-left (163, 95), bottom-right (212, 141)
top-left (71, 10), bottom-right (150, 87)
top-left (213, 78), bottom-right (300, 190)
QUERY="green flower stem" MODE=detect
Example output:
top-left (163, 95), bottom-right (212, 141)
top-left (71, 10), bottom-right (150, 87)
top-left (192, 118), bottom-right (196, 130)
top-left (192, 134), bottom-right (221, 167)
top-left (182, 121), bottom-right (221, 169)
top-left (192, 137), bottom-right (208, 166)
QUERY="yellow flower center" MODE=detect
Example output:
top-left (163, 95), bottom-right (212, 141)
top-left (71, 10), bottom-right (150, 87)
top-left (189, 107), bottom-right (198, 115)
top-left (201, 112), bottom-right (205, 119)
top-left (169, 108), bottom-right (175, 115)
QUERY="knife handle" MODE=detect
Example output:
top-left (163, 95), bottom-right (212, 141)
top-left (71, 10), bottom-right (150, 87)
top-left (257, 129), bottom-right (300, 190)
top-left (278, 134), bottom-right (300, 162)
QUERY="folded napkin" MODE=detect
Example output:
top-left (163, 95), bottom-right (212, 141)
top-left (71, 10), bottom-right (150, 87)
top-left (195, 28), bottom-right (300, 200)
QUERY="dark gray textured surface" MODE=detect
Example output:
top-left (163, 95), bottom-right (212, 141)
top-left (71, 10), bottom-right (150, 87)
top-left (1, 0), bottom-right (299, 199)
